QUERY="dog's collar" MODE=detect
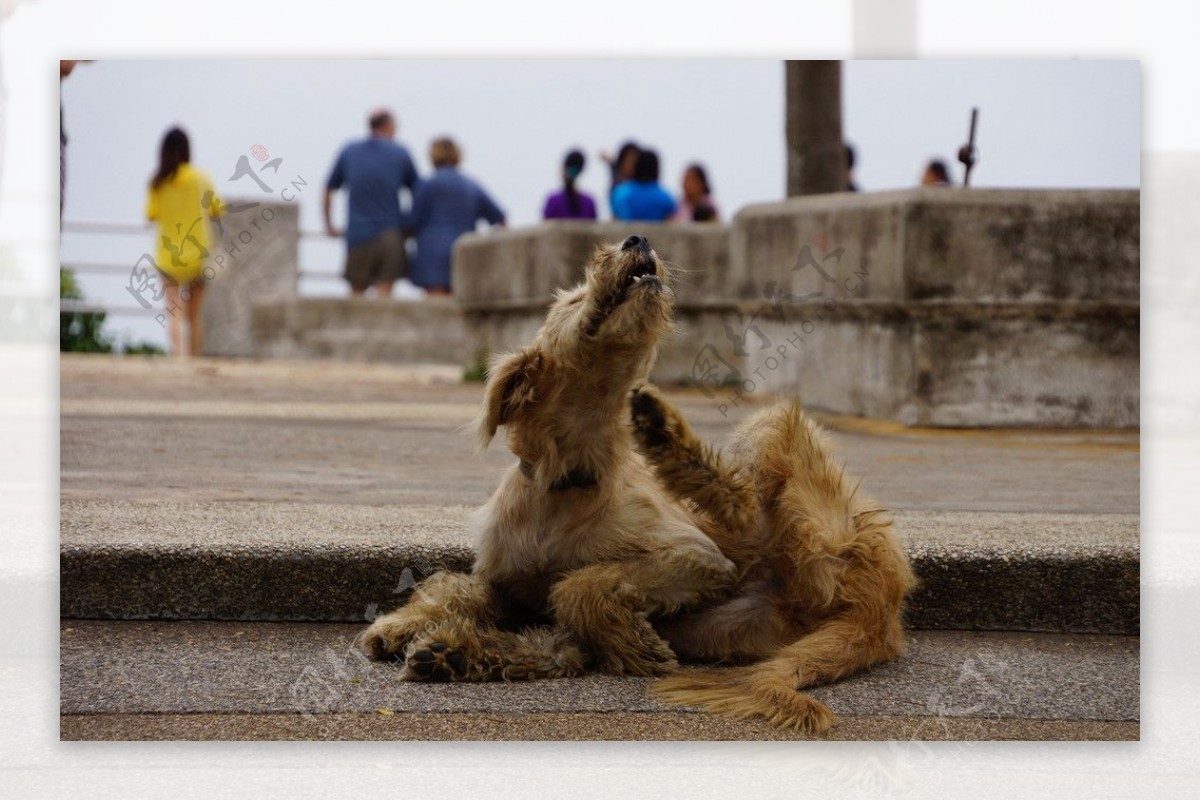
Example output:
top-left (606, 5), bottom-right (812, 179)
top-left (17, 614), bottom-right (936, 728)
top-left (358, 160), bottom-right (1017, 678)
top-left (519, 459), bottom-right (599, 491)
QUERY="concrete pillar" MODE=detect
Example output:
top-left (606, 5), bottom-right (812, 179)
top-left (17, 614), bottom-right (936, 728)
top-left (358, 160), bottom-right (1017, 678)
top-left (201, 200), bottom-right (298, 358)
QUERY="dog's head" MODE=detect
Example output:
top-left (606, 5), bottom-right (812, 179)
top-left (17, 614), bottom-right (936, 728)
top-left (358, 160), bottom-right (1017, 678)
top-left (475, 235), bottom-right (674, 452)
top-left (546, 234), bottom-right (675, 349)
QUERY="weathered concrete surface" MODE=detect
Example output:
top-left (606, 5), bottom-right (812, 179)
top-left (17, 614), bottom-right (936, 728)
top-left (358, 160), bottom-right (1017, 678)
top-left (202, 201), bottom-right (299, 358)
top-left (453, 190), bottom-right (1138, 427)
top-left (59, 500), bottom-right (1138, 633)
top-left (251, 296), bottom-right (470, 365)
top-left (724, 189), bottom-right (1138, 427)
top-left (59, 622), bottom-right (1138, 740)
top-left (738, 302), bottom-right (1139, 427)
top-left (58, 711), bottom-right (1139, 742)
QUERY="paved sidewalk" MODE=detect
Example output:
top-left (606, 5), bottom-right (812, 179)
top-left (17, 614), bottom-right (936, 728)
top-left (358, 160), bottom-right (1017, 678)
top-left (59, 622), bottom-right (1138, 741)
top-left (60, 354), bottom-right (1138, 513)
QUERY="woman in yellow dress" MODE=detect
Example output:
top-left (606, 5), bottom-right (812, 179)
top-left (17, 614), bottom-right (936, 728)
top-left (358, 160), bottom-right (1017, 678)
top-left (145, 127), bottom-right (223, 357)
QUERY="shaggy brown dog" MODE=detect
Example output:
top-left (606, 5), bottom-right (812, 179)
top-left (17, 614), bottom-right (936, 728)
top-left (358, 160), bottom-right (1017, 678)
top-left (360, 235), bottom-right (915, 733)
top-left (361, 235), bottom-right (740, 679)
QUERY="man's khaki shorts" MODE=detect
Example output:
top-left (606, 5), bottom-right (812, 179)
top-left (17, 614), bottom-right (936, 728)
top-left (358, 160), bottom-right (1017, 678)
top-left (344, 228), bottom-right (406, 292)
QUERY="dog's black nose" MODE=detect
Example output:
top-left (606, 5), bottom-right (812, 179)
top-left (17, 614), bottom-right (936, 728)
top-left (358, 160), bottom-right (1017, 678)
top-left (621, 235), bottom-right (651, 253)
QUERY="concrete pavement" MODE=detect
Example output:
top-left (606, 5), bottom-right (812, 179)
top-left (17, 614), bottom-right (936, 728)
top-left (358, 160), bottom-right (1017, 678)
top-left (59, 622), bottom-right (1138, 741)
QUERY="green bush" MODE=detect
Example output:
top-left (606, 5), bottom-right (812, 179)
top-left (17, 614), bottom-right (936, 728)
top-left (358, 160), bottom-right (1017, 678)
top-left (60, 268), bottom-right (112, 353)
top-left (463, 348), bottom-right (491, 382)
top-left (60, 268), bottom-right (165, 355)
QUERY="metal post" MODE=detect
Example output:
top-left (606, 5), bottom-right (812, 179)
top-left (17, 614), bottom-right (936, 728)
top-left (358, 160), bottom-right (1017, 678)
top-left (958, 107), bottom-right (979, 187)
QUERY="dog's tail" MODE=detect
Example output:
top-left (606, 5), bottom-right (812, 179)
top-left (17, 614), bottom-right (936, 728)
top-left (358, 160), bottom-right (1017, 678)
top-left (650, 611), bottom-right (899, 734)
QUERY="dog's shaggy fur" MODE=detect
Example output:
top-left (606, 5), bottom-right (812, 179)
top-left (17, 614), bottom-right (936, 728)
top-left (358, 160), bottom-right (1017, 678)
top-left (360, 236), bottom-right (915, 733)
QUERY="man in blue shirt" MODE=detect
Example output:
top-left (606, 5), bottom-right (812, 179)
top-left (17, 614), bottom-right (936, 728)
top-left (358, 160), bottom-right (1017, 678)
top-left (323, 109), bottom-right (419, 297)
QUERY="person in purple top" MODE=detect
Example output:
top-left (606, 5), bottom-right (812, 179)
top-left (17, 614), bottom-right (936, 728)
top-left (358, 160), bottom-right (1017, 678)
top-left (408, 137), bottom-right (505, 295)
top-left (542, 150), bottom-right (597, 221)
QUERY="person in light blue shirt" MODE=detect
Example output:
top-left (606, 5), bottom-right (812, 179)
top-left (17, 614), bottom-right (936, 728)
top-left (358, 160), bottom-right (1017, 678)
top-left (408, 137), bottom-right (505, 294)
top-left (323, 109), bottom-right (419, 297)
top-left (611, 148), bottom-right (676, 222)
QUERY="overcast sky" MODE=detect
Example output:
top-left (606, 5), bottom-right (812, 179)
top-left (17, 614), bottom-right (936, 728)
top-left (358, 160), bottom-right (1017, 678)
top-left (50, 58), bottom-right (1138, 347)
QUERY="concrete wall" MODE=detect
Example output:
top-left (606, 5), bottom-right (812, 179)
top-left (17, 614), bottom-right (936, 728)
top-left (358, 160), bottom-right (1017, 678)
top-left (252, 296), bottom-right (468, 365)
top-left (732, 188), bottom-right (1139, 303)
top-left (454, 222), bottom-right (731, 309)
top-left (455, 189), bottom-right (1139, 428)
top-left (202, 201), bottom-right (299, 358)
top-left (724, 189), bottom-right (1139, 427)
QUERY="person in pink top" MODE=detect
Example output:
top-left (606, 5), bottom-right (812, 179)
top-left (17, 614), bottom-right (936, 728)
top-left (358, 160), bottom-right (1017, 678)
top-left (672, 163), bottom-right (719, 223)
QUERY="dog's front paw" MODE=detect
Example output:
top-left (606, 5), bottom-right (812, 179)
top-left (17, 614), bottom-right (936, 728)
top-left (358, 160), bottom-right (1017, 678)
top-left (630, 385), bottom-right (675, 452)
top-left (360, 614), bottom-right (422, 661)
top-left (401, 641), bottom-right (470, 682)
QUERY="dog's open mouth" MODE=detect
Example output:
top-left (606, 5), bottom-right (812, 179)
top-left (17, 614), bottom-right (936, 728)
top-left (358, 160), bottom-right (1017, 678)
top-left (624, 259), bottom-right (660, 290)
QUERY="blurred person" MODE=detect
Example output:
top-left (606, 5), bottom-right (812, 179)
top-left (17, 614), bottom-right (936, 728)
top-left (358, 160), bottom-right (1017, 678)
top-left (672, 163), bottom-right (719, 222)
top-left (542, 149), bottom-right (597, 220)
top-left (59, 60), bottom-right (87, 217)
top-left (611, 148), bottom-right (676, 222)
top-left (921, 159), bottom-right (953, 186)
top-left (599, 140), bottom-right (640, 218)
top-left (845, 143), bottom-right (859, 192)
top-left (408, 137), bottom-right (505, 295)
top-left (145, 127), bottom-right (224, 358)
top-left (323, 108), bottom-right (419, 298)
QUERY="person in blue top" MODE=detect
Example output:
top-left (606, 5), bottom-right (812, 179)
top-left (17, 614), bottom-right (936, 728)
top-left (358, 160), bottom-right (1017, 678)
top-left (323, 108), bottom-right (419, 297)
top-left (611, 148), bottom-right (676, 222)
top-left (408, 137), bottom-right (506, 295)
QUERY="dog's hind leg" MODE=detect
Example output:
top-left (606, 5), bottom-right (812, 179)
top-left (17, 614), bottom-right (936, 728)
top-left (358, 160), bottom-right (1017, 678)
top-left (359, 571), bottom-right (495, 661)
top-left (630, 385), bottom-right (761, 575)
top-left (657, 587), bottom-right (787, 661)
top-left (655, 587), bottom-right (789, 664)
top-left (550, 546), bottom-right (737, 676)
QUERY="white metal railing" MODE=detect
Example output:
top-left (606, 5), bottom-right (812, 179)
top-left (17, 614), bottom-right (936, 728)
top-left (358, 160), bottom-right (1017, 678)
top-left (59, 218), bottom-right (344, 316)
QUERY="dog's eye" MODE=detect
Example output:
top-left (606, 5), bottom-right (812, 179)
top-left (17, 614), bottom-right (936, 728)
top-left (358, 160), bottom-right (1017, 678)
top-left (567, 296), bottom-right (583, 305)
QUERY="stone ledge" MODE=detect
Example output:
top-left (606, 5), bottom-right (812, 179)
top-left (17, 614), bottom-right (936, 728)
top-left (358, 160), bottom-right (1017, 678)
top-left (251, 297), bottom-right (470, 365)
top-left (60, 500), bottom-right (1139, 633)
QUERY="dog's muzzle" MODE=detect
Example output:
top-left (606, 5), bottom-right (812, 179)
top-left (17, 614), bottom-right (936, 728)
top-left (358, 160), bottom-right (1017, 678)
top-left (621, 235), bottom-right (661, 291)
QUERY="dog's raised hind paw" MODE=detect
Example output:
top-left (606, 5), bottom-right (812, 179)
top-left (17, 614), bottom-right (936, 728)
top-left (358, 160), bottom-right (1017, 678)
top-left (630, 386), bottom-right (676, 451)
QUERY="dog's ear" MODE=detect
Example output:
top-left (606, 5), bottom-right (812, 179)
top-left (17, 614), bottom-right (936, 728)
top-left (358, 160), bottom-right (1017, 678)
top-left (475, 347), bottom-right (546, 449)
